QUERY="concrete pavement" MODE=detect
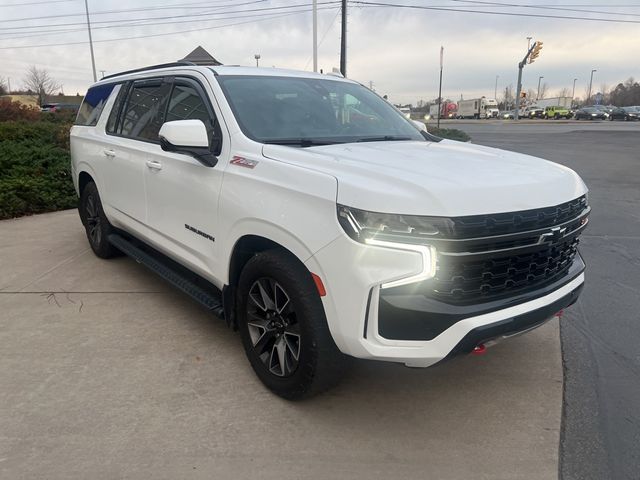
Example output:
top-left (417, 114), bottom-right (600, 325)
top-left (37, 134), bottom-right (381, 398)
top-left (1, 209), bottom-right (563, 479)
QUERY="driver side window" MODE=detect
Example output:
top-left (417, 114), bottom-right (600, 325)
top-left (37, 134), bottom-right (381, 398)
top-left (166, 82), bottom-right (222, 154)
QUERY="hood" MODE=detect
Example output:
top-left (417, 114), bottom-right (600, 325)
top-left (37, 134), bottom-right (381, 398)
top-left (262, 139), bottom-right (587, 217)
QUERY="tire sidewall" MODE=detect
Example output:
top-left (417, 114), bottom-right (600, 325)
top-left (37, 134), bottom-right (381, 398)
top-left (79, 182), bottom-right (115, 258)
top-left (236, 251), bottom-right (331, 399)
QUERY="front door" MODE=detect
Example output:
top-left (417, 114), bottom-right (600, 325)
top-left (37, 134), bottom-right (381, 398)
top-left (143, 75), bottom-right (226, 282)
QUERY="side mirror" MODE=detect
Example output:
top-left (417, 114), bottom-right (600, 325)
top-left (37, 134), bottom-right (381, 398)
top-left (412, 119), bottom-right (427, 132)
top-left (159, 119), bottom-right (217, 167)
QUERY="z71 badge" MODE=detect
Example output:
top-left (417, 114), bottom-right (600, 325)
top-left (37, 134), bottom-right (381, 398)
top-left (230, 156), bottom-right (258, 169)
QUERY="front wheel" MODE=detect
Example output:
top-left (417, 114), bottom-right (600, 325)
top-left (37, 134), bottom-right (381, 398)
top-left (236, 249), bottom-right (345, 400)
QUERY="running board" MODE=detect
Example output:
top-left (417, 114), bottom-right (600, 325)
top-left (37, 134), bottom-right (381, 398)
top-left (108, 233), bottom-right (225, 318)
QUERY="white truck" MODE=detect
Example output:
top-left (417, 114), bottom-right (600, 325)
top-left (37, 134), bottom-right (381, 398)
top-left (534, 97), bottom-right (573, 109)
top-left (70, 63), bottom-right (589, 399)
top-left (457, 97), bottom-right (499, 119)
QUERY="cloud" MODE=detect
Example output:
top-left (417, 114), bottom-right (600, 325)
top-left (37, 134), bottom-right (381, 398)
top-left (1, 0), bottom-right (638, 103)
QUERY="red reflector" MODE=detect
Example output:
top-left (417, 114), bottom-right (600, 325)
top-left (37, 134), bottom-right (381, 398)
top-left (472, 344), bottom-right (486, 355)
top-left (555, 309), bottom-right (564, 318)
top-left (311, 273), bottom-right (326, 297)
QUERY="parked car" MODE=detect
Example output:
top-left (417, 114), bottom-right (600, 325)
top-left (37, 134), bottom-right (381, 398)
top-left (40, 103), bottom-right (59, 112)
top-left (523, 105), bottom-right (544, 118)
top-left (573, 107), bottom-right (607, 120)
top-left (621, 106), bottom-right (640, 121)
top-left (608, 107), bottom-right (632, 121)
top-left (41, 103), bottom-right (80, 113)
top-left (70, 63), bottom-right (589, 399)
top-left (544, 105), bottom-right (571, 119)
top-left (500, 109), bottom-right (515, 119)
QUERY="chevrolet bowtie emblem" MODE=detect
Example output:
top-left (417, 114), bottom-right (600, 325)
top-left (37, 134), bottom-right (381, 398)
top-left (538, 226), bottom-right (567, 244)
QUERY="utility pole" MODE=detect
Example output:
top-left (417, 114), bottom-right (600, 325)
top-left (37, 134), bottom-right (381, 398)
top-left (99, 70), bottom-right (106, 79)
top-left (514, 41), bottom-right (543, 121)
top-left (7, 78), bottom-right (11, 94)
top-left (312, 0), bottom-right (318, 72)
top-left (84, 0), bottom-right (97, 82)
top-left (368, 80), bottom-right (374, 90)
top-left (339, 0), bottom-right (347, 76)
top-left (537, 76), bottom-right (544, 100)
top-left (494, 75), bottom-right (499, 100)
top-left (571, 78), bottom-right (577, 107)
top-left (587, 69), bottom-right (596, 105)
top-left (437, 46), bottom-right (443, 129)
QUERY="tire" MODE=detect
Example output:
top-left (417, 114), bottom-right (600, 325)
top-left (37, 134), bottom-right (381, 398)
top-left (236, 249), bottom-right (345, 400)
top-left (555, 113), bottom-right (560, 120)
top-left (78, 182), bottom-right (120, 259)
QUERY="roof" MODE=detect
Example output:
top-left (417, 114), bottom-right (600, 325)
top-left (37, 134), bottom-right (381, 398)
top-left (179, 46), bottom-right (222, 66)
top-left (98, 64), bottom-right (353, 85)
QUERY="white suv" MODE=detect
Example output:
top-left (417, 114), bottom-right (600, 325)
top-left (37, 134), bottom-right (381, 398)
top-left (71, 63), bottom-right (589, 399)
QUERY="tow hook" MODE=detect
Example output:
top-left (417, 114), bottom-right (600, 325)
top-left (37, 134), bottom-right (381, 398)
top-left (471, 344), bottom-right (486, 355)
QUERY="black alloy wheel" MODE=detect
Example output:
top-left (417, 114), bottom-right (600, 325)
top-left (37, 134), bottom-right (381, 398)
top-left (246, 278), bottom-right (301, 377)
top-left (236, 249), bottom-right (345, 399)
top-left (79, 182), bottom-right (119, 258)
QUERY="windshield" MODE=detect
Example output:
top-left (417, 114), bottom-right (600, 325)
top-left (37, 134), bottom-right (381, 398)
top-left (216, 75), bottom-right (425, 145)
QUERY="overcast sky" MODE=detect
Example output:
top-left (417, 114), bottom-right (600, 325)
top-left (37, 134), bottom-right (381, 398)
top-left (1, 0), bottom-right (639, 104)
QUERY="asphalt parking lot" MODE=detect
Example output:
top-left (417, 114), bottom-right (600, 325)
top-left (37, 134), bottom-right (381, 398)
top-left (454, 120), bottom-right (640, 480)
top-left (0, 120), bottom-right (637, 479)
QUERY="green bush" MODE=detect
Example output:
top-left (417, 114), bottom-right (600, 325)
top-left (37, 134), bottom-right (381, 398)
top-left (427, 126), bottom-right (471, 142)
top-left (0, 120), bottom-right (76, 219)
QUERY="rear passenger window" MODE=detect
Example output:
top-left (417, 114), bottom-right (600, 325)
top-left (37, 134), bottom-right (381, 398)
top-left (75, 83), bottom-right (116, 126)
top-left (119, 81), bottom-right (171, 142)
top-left (106, 83), bottom-right (129, 134)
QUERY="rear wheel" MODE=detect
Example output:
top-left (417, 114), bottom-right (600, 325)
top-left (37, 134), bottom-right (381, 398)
top-left (555, 113), bottom-right (560, 120)
top-left (79, 182), bottom-right (119, 258)
top-left (236, 249), bottom-right (345, 400)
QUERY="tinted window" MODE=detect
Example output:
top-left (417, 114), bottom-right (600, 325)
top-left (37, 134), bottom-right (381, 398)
top-left (106, 83), bottom-right (129, 134)
top-left (166, 84), bottom-right (212, 127)
top-left (75, 83), bottom-right (116, 126)
top-left (119, 81), bottom-right (171, 141)
top-left (217, 75), bottom-right (423, 144)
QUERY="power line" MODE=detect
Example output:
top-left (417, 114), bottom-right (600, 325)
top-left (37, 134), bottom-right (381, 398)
top-left (0, 0), bottom-right (263, 23)
top-left (451, 0), bottom-right (640, 18)
top-left (0, 0), bottom-right (77, 7)
top-left (0, 0), bottom-right (273, 30)
top-left (0, 5), bottom-right (340, 42)
top-left (350, 1), bottom-right (640, 24)
top-left (0, 7), bottom-right (338, 50)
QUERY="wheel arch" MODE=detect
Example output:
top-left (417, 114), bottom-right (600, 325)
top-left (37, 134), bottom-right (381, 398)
top-left (78, 170), bottom-right (95, 197)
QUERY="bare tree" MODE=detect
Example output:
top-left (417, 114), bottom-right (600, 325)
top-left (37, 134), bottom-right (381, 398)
top-left (538, 82), bottom-right (549, 100)
top-left (0, 76), bottom-right (8, 96)
top-left (557, 87), bottom-right (571, 98)
top-left (23, 66), bottom-right (61, 107)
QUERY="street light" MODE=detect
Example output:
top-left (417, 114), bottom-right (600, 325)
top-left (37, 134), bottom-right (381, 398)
top-left (494, 75), bottom-right (499, 100)
top-left (537, 76), bottom-right (544, 100)
top-left (254, 53), bottom-right (261, 67)
top-left (571, 78), bottom-right (577, 108)
top-left (587, 69), bottom-right (597, 105)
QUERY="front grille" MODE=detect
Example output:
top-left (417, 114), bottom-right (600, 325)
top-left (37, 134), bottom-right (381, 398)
top-left (423, 196), bottom-right (589, 305)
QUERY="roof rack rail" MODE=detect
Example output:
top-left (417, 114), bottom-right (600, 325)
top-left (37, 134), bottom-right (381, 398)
top-left (101, 61), bottom-right (197, 81)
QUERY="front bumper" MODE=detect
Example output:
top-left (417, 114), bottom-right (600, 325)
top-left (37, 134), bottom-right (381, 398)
top-left (306, 235), bottom-right (585, 368)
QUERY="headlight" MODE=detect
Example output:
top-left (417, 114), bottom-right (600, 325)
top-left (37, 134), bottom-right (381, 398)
top-left (337, 205), bottom-right (444, 288)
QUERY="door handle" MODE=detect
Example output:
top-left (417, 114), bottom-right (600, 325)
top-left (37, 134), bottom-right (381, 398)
top-left (145, 160), bottom-right (163, 170)
top-left (103, 149), bottom-right (116, 158)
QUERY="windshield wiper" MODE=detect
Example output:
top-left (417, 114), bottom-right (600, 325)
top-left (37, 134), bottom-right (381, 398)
top-left (263, 138), bottom-right (344, 147)
top-left (355, 135), bottom-right (413, 143)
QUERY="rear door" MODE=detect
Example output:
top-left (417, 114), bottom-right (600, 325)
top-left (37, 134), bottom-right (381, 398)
top-left (143, 75), bottom-right (227, 280)
top-left (102, 78), bottom-right (171, 229)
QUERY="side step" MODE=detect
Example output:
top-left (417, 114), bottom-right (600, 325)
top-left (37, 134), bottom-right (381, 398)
top-left (108, 233), bottom-right (225, 318)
